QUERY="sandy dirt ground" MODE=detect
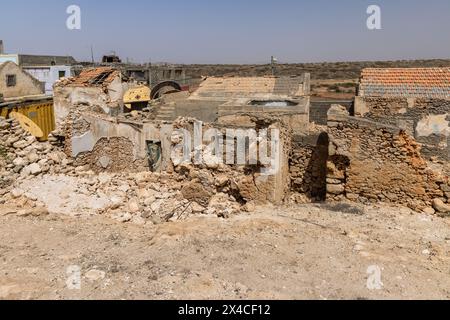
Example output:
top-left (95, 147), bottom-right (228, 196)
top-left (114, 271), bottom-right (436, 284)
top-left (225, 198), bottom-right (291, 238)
top-left (0, 202), bottom-right (449, 300)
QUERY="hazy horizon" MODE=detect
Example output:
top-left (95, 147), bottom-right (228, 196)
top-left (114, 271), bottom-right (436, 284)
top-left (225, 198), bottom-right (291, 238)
top-left (1, 0), bottom-right (450, 64)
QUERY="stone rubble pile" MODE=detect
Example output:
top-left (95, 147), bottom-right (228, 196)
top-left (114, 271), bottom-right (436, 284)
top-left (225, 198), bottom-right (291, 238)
top-left (1, 116), bottom-right (251, 222)
top-left (7, 168), bottom-right (250, 224)
top-left (0, 117), bottom-right (74, 203)
top-left (95, 169), bottom-right (245, 224)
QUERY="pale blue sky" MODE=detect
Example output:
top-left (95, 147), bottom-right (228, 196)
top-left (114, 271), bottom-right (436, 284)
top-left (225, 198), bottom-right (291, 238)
top-left (1, 0), bottom-right (450, 63)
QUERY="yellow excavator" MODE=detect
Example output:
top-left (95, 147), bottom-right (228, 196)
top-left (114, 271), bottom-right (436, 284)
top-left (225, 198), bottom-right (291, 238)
top-left (123, 81), bottom-right (183, 111)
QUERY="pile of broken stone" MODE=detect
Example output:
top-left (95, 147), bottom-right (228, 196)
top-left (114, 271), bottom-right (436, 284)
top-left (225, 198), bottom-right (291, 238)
top-left (92, 168), bottom-right (247, 224)
top-left (0, 117), bottom-right (72, 200)
top-left (0, 116), bottom-right (249, 223)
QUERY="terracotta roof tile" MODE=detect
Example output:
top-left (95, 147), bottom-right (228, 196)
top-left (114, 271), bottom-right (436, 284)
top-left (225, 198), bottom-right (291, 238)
top-left (359, 68), bottom-right (450, 99)
top-left (61, 67), bottom-right (120, 87)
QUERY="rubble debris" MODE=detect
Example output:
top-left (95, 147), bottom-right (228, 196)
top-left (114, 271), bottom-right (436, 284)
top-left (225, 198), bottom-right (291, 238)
top-left (0, 119), bottom-right (254, 222)
top-left (0, 116), bottom-right (73, 195)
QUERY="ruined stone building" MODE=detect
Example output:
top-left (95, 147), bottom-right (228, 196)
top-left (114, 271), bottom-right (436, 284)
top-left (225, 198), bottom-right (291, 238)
top-left (327, 68), bottom-right (450, 214)
top-left (53, 67), bottom-right (130, 124)
top-left (51, 66), bottom-right (450, 215)
top-left (355, 68), bottom-right (450, 161)
top-left (148, 75), bottom-right (311, 123)
top-left (53, 73), bottom-right (312, 205)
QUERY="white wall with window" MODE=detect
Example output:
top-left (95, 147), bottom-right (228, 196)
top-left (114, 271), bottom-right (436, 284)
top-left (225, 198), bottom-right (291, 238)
top-left (24, 65), bottom-right (72, 96)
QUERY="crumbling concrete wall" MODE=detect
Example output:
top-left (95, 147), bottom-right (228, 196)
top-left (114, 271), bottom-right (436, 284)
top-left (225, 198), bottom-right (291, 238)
top-left (218, 96), bottom-right (310, 134)
top-left (62, 111), bottom-right (172, 172)
top-left (53, 79), bottom-right (130, 126)
top-left (327, 105), bottom-right (449, 213)
top-left (354, 96), bottom-right (450, 161)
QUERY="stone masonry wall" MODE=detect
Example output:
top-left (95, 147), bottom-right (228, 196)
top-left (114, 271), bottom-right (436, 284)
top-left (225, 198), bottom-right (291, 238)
top-left (327, 106), bottom-right (450, 214)
top-left (355, 97), bottom-right (450, 161)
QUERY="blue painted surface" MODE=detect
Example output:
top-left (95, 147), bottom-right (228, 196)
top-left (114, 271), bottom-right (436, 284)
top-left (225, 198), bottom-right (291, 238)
top-left (0, 55), bottom-right (19, 64)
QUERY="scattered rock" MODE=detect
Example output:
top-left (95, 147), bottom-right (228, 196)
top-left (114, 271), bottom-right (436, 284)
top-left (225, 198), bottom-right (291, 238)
top-left (191, 202), bottom-right (206, 213)
top-left (22, 163), bottom-right (42, 176)
top-left (242, 201), bottom-right (256, 212)
top-left (10, 188), bottom-right (23, 199)
top-left (128, 198), bottom-right (140, 213)
top-left (432, 199), bottom-right (450, 214)
top-left (97, 156), bottom-right (111, 169)
top-left (422, 207), bottom-right (435, 215)
top-left (85, 269), bottom-right (106, 281)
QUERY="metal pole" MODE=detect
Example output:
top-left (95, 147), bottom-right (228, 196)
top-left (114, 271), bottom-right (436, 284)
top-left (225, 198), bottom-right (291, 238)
top-left (91, 45), bottom-right (95, 64)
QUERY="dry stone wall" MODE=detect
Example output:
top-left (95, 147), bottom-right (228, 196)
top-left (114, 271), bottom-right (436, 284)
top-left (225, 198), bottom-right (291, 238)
top-left (327, 106), bottom-right (450, 215)
top-left (289, 133), bottom-right (328, 202)
top-left (355, 97), bottom-right (450, 161)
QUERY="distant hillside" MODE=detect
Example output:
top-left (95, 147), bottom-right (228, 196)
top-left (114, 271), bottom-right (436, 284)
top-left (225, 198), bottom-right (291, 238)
top-left (181, 59), bottom-right (450, 80)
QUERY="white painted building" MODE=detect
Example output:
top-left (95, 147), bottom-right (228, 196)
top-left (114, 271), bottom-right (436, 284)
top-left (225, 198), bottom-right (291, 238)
top-left (0, 54), bottom-right (19, 65)
top-left (23, 65), bottom-right (72, 96)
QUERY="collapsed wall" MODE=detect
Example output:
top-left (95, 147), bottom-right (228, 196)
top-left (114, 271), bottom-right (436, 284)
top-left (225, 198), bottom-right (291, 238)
top-left (53, 67), bottom-right (130, 126)
top-left (171, 116), bottom-right (292, 206)
top-left (327, 105), bottom-right (450, 215)
top-left (54, 108), bottom-right (293, 218)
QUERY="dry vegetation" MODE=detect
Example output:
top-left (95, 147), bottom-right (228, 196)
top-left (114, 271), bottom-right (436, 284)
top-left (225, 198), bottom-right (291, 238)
top-left (180, 59), bottom-right (450, 99)
top-left (181, 59), bottom-right (450, 80)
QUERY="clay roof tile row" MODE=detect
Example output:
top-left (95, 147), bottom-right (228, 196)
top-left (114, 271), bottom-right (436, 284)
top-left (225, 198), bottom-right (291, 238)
top-left (57, 67), bottom-right (120, 87)
top-left (359, 68), bottom-right (450, 99)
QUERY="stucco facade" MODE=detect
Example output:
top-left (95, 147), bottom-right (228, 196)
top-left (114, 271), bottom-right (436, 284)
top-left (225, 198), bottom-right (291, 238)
top-left (0, 61), bottom-right (44, 99)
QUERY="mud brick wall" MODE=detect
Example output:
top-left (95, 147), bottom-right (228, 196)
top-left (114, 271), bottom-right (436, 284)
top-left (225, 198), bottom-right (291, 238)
top-left (290, 133), bottom-right (328, 201)
top-left (355, 97), bottom-right (450, 161)
top-left (327, 107), bottom-right (449, 212)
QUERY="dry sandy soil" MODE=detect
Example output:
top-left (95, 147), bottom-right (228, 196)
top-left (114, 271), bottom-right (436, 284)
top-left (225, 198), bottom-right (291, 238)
top-left (0, 202), bottom-right (449, 300)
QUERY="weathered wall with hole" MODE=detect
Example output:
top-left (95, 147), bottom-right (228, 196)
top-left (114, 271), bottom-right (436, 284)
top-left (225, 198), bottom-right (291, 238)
top-left (62, 111), bottom-right (171, 172)
top-left (327, 106), bottom-right (450, 212)
top-left (354, 96), bottom-right (450, 161)
top-left (62, 113), bottom-right (293, 204)
top-left (309, 100), bottom-right (353, 125)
